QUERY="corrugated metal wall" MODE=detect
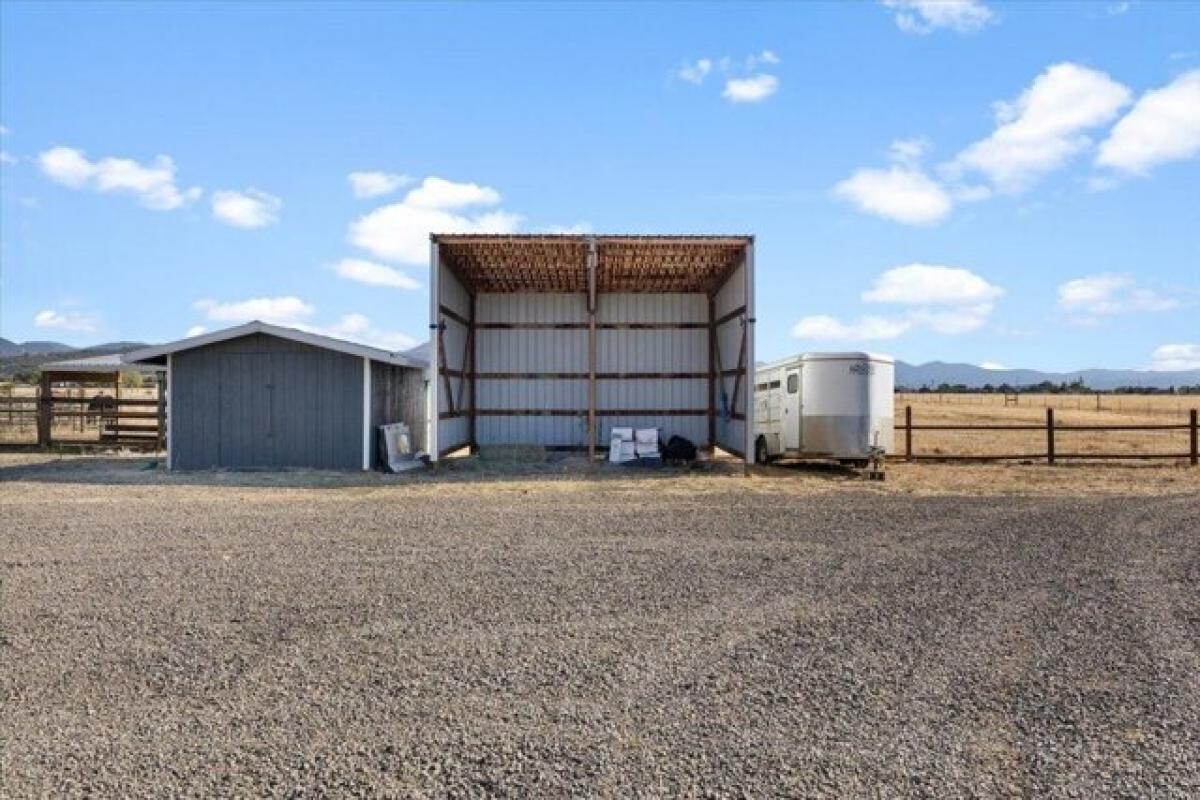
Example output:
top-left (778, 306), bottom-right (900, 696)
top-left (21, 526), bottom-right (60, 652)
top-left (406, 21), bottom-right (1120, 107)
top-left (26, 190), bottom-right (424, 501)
top-left (173, 333), bottom-right (363, 469)
top-left (714, 261), bottom-right (749, 456)
top-left (597, 294), bottom-right (709, 446)
top-left (473, 293), bottom-right (711, 447)
top-left (476, 293), bottom-right (587, 446)
top-left (434, 262), bottom-right (471, 454)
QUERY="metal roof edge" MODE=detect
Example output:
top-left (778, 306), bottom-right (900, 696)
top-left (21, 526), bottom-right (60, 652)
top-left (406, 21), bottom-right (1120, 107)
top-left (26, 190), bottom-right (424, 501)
top-left (121, 321), bottom-right (427, 369)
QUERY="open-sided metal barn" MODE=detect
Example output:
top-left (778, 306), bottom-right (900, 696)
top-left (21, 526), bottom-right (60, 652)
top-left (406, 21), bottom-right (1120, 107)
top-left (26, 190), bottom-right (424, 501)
top-left (124, 321), bottom-right (427, 470)
top-left (430, 234), bottom-right (755, 465)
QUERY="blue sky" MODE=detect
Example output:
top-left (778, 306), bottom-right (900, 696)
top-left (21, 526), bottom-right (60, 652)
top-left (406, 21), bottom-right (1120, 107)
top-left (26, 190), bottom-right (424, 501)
top-left (1, 0), bottom-right (1197, 371)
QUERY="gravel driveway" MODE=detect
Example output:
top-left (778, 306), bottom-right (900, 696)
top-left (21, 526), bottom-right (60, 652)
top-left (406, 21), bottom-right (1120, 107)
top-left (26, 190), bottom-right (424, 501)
top-left (2, 460), bottom-right (1198, 797)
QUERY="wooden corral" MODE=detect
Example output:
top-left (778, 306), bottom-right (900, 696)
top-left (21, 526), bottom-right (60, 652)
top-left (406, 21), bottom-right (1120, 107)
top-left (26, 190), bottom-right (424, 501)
top-left (0, 357), bottom-right (165, 451)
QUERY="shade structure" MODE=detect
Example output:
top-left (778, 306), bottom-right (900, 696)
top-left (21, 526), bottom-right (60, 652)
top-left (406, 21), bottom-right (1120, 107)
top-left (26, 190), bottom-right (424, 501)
top-left (429, 234), bottom-right (755, 466)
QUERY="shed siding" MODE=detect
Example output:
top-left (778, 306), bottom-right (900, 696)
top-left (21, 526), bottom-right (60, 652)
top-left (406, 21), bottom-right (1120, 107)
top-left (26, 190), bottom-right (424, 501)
top-left (369, 360), bottom-right (427, 464)
top-left (172, 333), bottom-right (363, 469)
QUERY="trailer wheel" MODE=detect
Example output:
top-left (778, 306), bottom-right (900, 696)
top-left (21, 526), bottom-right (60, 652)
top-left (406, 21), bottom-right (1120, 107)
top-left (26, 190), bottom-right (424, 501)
top-left (755, 436), bottom-right (770, 465)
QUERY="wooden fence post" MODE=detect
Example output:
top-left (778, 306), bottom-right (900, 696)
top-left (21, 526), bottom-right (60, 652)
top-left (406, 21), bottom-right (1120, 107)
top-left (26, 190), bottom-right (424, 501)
top-left (157, 377), bottom-right (167, 454)
top-left (36, 372), bottom-right (52, 448)
top-left (1046, 407), bottom-right (1055, 465)
top-left (905, 405), bottom-right (913, 462)
top-left (1190, 409), bottom-right (1198, 467)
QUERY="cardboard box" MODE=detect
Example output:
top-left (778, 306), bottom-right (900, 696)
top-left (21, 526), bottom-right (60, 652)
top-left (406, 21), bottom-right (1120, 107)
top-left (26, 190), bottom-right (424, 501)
top-left (635, 428), bottom-right (659, 445)
top-left (609, 439), bottom-right (637, 463)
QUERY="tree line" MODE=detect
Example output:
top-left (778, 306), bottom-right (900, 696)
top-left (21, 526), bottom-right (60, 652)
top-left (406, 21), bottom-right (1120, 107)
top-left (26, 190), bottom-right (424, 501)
top-left (898, 380), bottom-right (1200, 395)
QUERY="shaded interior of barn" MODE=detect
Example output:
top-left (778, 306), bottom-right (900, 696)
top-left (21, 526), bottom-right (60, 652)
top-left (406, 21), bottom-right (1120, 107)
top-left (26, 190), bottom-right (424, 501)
top-left (432, 235), bottom-right (754, 462)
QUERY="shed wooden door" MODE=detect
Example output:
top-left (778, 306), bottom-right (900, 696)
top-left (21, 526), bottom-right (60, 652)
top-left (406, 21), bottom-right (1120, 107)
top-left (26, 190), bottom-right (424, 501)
top-left (218, 352), bottom-right (273, 467)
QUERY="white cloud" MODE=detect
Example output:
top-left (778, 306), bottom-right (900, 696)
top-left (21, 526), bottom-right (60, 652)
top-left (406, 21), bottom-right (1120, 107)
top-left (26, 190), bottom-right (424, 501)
top-left (834, 138), bottom-right (961, 224)
top-left (185, 325), bottom-right (207, 337)
top-left (907, 303), bottom-right (996, 334)
top-left (332, 258), bottom-right (421, 290)
top-left (194, 296), bottom-right (314, 326)
top-left (795, 264), bottom-right (1002, 340)
top-left (1057, 274), bottom-right (1179, 321)
top-left (882, 0), bottom-right (994, 34)
top-left (1096, 70), bottom-right (1200, 175)
top-left (792, 314), bottom-right (912, 341)
top-left (211, 188), bottom-right (282, 229)
top-left (678, 58), bottom-right (713, 84)
top-left (34, 309), bottom-right (97, 333)
top-left (403, 176), bottom-right (501, 210)
top-left (0, 151), bottom-right (14, 166)
top-left (315, 313), bottom-right (418, 351)
top-left (889, 137), bottom-right (930, 165)
top-left (979, 361), bottom-right (1007, 370)
top-left (190, 297), bottom-right (415, 350)
top-left (746, 50), bottom-right (780, 69)
top-left (37, 146), bottom-right (201, 210)
top-left (949, 63), bottom-right (1131, 192)
top-left (348, 170), bottom-right (413, 199)
top-left (349, 176), bottom-right (519, 264)
top-left (863, 263), bottom-right (1004, 305)
top-left (1108, 2), bottom-right (1131, 15)
top-left (723, 74), bottom-right (779, 103)
top-left (1149, 343), bottom-right (1200, 371)
top-left (833, 164), bottom-right (952, 224)
top-left (0, 124), bottom-right (9, 135)
top-left (679, 51), bottom-right (780, 103)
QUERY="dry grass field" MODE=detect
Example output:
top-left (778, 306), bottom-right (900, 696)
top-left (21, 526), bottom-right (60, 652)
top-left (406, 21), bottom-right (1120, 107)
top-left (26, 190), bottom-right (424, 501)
top-left (896, 393), bottom-right (1199, 462)
top-left (1, 453), bottom-right (1198, 796)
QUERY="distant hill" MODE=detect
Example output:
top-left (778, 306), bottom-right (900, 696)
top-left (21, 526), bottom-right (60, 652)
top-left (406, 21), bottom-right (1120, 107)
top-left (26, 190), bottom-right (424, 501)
top-left (896, 361), bottom-right (1200, 391)
top-left (0, 340), bottom-right (149, 379)
top-left (0, 337), bottom-right (74, 357)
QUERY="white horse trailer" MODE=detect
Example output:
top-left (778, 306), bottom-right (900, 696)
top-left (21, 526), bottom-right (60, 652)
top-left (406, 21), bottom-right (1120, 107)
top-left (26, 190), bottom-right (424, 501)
top-left (754, 352), bottom-right (894, 466)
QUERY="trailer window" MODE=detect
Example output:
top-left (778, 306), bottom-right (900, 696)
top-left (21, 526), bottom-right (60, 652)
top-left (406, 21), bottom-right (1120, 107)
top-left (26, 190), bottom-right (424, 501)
top-left (786, 374), bottom-right (798, 394)
top-left (770, 380), bottom-right (780, 389)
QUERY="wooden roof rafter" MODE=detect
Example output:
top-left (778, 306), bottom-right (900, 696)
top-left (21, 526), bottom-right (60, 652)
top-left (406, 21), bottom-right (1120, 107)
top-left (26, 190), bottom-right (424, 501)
top-left (434, 234), bottom-right (751, 294)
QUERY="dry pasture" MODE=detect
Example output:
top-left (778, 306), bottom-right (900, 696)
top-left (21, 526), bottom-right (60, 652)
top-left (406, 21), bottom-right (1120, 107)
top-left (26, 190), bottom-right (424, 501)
top-left (895, 392), bottom-right (1198, 462)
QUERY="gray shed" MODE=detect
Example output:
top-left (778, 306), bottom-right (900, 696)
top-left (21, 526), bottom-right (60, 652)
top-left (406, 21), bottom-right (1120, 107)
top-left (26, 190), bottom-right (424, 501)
top-left (430, 234), bottom-right (755, 465)
top-left (123, 321), bottom-right (427, 470)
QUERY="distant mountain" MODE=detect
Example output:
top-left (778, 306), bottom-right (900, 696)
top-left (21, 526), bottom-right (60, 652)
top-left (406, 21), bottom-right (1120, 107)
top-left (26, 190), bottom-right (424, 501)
top-left (0, 337), bottom-right (74, 357)
top-left (896, 360), bottom-right (1200, 391)
top-left (0, 340), bottom-right (149, 378)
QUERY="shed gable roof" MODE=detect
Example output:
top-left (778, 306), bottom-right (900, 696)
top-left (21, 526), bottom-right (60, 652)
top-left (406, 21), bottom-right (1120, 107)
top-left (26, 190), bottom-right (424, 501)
top-left (121, 321), bottom-right (427, 368)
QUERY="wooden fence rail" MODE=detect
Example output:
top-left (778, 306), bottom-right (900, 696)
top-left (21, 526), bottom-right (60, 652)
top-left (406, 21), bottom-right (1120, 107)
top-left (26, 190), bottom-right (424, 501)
top-left (0, 393), bottom-right (163, 450)
top-left (897, 405), bottom-right (1198, 466)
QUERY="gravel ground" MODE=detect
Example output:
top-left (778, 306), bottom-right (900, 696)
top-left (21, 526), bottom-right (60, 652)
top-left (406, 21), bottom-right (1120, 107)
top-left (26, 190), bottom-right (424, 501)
top-left (2, 458), bottom-right (1198, 797)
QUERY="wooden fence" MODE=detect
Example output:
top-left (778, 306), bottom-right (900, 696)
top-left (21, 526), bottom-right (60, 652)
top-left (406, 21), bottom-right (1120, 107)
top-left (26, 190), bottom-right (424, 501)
top-left (897, 406), bottom-right (1199, 465)
top-left (0, 393), bottom-right (164, 450)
